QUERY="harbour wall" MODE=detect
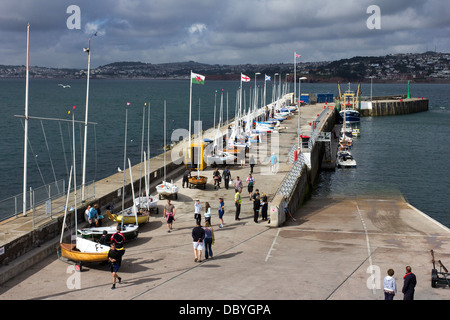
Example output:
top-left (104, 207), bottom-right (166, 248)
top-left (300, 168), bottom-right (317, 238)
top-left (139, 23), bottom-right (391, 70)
top-left (269, 106), bottom-right (337, 227)
top-left (360, 97), bottom-right (429, 117)
top-left (0, 150), bottom-right (186, 284)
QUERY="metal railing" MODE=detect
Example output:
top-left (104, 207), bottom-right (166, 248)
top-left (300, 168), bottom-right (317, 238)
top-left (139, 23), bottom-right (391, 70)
top-left (0, 179), bottom-right (96, 227)
top-left (277, 144), bottom-right (306, 199)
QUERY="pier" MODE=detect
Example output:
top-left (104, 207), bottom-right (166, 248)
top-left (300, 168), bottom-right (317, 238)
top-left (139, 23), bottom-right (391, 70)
top-left (1, 94), bottom-right (449, 301)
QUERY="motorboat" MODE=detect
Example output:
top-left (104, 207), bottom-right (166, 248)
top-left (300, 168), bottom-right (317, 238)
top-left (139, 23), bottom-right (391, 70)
top-left (337, 154), bottom-right (357, 168)
top-left (340, 109), bottom-right (360, 123)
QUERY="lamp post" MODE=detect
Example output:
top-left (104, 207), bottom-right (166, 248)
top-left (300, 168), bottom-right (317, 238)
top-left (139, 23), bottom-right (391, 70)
top-left (81, 32), bottom-right (97, 202)
top-left (297, 76), bottom-right (307, 149)
top-left (254, 72), bottom-right (260, 110)
top-left (285, 74), bottom-right (289, 98)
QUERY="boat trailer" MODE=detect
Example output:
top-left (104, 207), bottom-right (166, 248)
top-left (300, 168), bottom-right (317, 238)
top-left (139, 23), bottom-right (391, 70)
top-left (430, 250), bottom-right (450, 288)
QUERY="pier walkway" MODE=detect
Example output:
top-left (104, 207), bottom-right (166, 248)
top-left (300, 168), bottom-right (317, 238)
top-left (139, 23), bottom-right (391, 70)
top-left (0, 102), bottom-right (449, 302)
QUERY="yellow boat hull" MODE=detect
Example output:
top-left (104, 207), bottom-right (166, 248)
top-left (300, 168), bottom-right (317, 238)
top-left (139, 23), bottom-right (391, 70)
top-left (60, 243), bottom-right (108, 263)
top-left (106, 210), bottom-right (149, 225)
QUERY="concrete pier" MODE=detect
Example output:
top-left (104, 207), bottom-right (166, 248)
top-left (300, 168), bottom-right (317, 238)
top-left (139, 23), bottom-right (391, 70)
top-left (0, 96), bottom-right (449, 303)
top-left (360, 97), bottom-right (429, 117)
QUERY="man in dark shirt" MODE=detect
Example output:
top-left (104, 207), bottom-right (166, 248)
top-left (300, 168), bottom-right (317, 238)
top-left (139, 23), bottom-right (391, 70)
top-left (402, 266), bottom-right (417, 300)
top-left (108, 242), bottom-right (123, 290)
top-left (182, 169), bottom-right (192, 188)
top-left (111, 225), bottom-right (126, 249)
top-left (192, 222), bottom-right (205, 262)
top-left (252, 189), bottom-right (261, 223)
top-left (222, 167), bottom-right (231, 190)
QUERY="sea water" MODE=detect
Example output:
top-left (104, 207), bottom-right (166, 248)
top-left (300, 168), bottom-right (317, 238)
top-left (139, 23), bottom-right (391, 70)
top-left (0, 79), bottom-right (449, 227)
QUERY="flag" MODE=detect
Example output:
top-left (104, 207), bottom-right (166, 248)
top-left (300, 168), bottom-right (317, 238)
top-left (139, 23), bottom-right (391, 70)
top-left (295, 53), bottom-right (301, 58)
top-left (241, 74), bottom-right (251, 82)
top-left (265, 75), bottom-right (271, 81)
top-left (126, 102), bottom-right (131, 106)
top-left (191, 72), bottom-right (205, 85)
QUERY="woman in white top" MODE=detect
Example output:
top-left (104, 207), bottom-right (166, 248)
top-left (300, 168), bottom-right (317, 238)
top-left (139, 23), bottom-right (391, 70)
top-left (204, 202), bottom-right (211, 224)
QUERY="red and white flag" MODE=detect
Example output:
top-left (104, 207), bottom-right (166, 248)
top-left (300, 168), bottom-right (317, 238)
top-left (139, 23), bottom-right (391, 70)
top-left (241, 74), bottom-right (251, 82)
top-left (295, 53), bottom-right (301, 58)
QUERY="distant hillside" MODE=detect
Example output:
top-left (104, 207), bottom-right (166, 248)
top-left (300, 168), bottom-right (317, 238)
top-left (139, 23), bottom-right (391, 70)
top-left (1, 52), bottom-right (449, 82)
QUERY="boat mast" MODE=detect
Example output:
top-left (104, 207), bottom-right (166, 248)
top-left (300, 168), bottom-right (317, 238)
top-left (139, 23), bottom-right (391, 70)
top-left (122, 107), bottom-right (128, 211)
top-left (22, 23), bottom-right (30, 217)
top-left (164, 100), bottom-right (166, 182)
top-left (72, 108), bottom-right (78, 234)
top-left (60, 166), bottom-right (73, 244)
top-left (81, 32), bottom-right (96, 202)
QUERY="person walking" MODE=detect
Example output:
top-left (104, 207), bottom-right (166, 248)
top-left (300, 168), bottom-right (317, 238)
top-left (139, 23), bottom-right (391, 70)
top-left (182, 168), bottom-right (191, 188)
top-left (194, 199), bottom-right (202, 225)
top-left (222, 167), bottom-right (231, 190)
top-left (218, 197), bottom-right (225, 228)
top-left (252, 189), bottom-right (261, 223)
top-left (163, 199), bottom-right (175, 233)
top-left (270, 152), bottom-right (278, 173)
top-left (233, 176), bottom-right (243, 193)
top-left (213, 168), bottom-right (221, 189)
top-left (203, 221), bottom-right (215, 259)
top-left (111, 225), bottom-right (126, 249)
top-left (383, 268), bottom-right (397, 300)
top-left (246, 173), bottom-right (255, 200)
top-left (108, 242), bottom-right (123, 290)
top-left (260, 192), bottom-right (268, 221)
top-left (249, 155), bottom-right (256, 174)
top-left (204, 202), bottom-right (212, 224)
top-left (235, 188), bottom-right (242, 221)
top-left (192, 221), bottom-right (205, 262)
top-left (283, 196), bottom-right (296, 222)
top-left (402, 266), bottom-right (417, 300)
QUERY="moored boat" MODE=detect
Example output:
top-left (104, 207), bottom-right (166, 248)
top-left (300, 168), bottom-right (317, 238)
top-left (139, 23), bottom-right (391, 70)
top-left (78, 223), bottom-right (139, 242)
top-left (106, 209), bottom-right (149, 225)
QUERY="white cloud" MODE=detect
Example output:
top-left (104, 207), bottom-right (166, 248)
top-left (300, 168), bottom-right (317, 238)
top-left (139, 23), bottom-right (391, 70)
top-left (188, 23), bottom-right (207, 35)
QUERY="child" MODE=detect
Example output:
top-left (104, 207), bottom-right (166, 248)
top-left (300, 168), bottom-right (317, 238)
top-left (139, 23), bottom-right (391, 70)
top-left (218, 198), bottom-right (225, 228)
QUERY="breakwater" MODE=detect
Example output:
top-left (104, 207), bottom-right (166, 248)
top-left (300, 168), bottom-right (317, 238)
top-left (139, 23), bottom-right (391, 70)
top-left (360, 96), bottom-right (429, 117)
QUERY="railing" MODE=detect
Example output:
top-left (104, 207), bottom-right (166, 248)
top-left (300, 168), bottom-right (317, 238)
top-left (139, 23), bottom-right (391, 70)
top-left (0, 179), bottom-right (96, 227)
top-left (277, 144), bottom-right (306, 199)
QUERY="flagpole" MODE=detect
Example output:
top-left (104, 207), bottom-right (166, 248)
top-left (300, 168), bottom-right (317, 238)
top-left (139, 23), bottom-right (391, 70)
top-left (240, 73), bottom-right (243, 117)
top-left (23, 23), bottom-right (30, 217)
top-left (294, 52), bottom-right (297, 106)
top-left (264, 75), bottom-right (267, 108)
top-left (189, 70), bottom-right (193, 165)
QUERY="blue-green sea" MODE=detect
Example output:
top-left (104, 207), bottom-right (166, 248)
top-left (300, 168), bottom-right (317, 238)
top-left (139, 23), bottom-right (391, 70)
top-left (0, 79), bottom-right (449, 227)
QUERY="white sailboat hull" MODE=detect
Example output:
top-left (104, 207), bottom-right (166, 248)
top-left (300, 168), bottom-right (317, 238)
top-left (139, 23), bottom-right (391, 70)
top-left (134, 195), bottom-right (158, 209)
top-left (156, 181), bottom-right (178, 197)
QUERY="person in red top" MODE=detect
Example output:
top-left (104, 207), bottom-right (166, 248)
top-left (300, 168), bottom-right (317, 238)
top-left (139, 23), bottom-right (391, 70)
top-left (111, 225), bottom-right (126, 249)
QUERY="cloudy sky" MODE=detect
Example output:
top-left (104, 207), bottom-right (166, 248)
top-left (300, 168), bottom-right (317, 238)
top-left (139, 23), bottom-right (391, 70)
top-left (1, 0), bottom-right (449, 69)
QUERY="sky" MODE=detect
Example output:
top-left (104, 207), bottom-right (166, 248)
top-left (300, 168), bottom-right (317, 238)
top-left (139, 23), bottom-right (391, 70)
top-left (1, 0), bottom-right (449, 69)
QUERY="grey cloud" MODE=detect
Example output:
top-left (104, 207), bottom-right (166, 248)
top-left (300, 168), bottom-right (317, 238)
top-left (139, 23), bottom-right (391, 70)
top-left (0, 0), bottom-right (448, 68)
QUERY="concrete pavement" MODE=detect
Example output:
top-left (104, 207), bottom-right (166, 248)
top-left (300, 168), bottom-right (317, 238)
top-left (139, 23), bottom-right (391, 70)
top-left (0, 104), bottom-right (449, 303)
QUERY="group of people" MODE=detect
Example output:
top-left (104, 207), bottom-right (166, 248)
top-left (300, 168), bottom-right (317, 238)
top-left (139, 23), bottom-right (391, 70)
top-left (85, 204), bottom-right (103, 227)
top-left (383, 266), bottom-right (417, 300)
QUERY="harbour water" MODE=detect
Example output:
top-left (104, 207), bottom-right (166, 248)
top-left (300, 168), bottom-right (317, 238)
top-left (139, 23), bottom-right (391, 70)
top-left (0, 79), bottom-right (449, 227)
